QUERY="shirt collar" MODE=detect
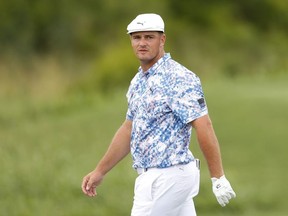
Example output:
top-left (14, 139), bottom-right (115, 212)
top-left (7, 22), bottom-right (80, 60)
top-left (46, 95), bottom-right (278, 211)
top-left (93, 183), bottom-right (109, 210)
top-left (138, 53), bottom-right (171, 78)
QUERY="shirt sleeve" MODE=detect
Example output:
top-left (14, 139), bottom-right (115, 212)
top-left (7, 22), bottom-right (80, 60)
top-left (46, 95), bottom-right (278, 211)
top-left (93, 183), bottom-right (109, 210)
top-left (126, 87), bottom-right (134, 121)
top-left (166, 71), bottom-right (208, 124)
top-left (126, 109), bottom-right (134, 121)
top-left (126, 74), bottom-right (138, 121)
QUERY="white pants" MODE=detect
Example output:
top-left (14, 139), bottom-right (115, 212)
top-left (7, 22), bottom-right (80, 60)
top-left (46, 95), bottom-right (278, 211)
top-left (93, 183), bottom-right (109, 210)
top-left (131, 160), bottom-right (200, 216)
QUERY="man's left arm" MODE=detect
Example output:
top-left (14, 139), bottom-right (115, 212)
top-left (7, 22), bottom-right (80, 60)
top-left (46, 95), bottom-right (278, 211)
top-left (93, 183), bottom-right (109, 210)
top-left (191, 114), bottom-right (236, 207)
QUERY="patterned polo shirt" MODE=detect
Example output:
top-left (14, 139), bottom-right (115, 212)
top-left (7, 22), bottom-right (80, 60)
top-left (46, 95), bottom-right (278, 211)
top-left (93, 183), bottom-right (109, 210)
top-left (126, 53), bottom-right (208, 169)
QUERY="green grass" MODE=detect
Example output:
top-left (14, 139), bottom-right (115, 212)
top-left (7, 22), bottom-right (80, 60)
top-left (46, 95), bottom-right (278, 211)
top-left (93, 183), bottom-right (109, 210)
top-left (0, 77), bottom-right (288, 215)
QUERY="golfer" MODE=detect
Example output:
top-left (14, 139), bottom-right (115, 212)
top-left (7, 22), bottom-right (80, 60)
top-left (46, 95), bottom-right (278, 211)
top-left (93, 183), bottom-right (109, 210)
top-left (82, 13), bottom-right (236, 216)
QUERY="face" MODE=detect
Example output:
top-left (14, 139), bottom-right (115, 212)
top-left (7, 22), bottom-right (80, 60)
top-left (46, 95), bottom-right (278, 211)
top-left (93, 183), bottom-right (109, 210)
top-left (130, 31), bottom-right (166, 71)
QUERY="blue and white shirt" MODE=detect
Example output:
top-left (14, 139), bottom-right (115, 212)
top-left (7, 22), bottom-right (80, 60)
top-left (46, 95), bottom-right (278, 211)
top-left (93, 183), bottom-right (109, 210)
top-left (126, 53), bottom-right (208, 169)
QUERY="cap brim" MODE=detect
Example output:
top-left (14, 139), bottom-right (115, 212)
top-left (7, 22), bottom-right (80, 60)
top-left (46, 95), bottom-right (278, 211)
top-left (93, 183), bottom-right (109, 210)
top-left (127, 29), bottom-right (164, 34)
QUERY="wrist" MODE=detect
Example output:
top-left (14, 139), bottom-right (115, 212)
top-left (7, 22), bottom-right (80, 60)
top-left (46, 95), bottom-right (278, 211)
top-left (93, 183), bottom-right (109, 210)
top-left (93, 166), bottom-right (107, 177)
top-left (211, 175), bottom-right (225, 183)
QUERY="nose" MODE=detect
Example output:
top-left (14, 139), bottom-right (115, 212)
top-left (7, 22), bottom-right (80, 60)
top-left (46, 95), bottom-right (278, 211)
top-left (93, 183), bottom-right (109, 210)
top-left (138, 37), bottom-right (147, 46)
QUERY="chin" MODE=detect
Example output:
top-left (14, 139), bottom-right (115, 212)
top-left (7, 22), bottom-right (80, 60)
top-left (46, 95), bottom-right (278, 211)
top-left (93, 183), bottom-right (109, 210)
top-left (137, 55), bottom-right (151, 61)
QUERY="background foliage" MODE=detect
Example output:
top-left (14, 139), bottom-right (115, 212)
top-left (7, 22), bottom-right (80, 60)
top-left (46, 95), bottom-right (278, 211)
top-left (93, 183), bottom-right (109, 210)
top-left (1, 0), bottom-right (287, 95)
top-left (1, 0), bottom-right (287, 54)
top-left (0, 0), bottom-right (288, 215)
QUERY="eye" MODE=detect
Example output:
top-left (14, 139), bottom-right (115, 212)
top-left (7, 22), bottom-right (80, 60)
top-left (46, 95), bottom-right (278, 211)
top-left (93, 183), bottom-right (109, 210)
top-left (132, 35), bottom-right (141, 40)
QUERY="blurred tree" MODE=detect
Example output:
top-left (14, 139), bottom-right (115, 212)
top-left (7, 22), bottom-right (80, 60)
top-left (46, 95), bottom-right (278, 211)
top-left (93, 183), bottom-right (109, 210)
top-left (167, 0), bottom-right (288, 33)
top-left (234, 0), bottom-right (288, 32)
top-left (0, 0), bottom-right (110, 55)
top-left (0, 0), bottom-right (287, 85)
top-left (0, 0), bottom-right (168, 56)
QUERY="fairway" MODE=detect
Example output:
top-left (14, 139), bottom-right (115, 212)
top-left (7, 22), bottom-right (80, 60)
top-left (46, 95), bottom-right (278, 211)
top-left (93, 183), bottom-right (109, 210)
top-left (0, 77), bottom-right (287, 216)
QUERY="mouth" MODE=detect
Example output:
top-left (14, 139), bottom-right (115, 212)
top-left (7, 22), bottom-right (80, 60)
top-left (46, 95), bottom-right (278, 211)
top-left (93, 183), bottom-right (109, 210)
top-left (137, 49), bottom-right (148, 54)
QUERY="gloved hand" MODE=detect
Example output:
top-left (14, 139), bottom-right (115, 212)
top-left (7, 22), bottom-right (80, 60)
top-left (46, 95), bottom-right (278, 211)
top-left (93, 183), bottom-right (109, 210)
top-left (211, 175), bottom-right (236, 207)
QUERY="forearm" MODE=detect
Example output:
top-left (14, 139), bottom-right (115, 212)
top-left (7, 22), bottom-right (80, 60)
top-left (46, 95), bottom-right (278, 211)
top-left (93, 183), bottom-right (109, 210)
top-left (192, 115), bottom-right (224, 178)
top-left (94, 120), bottom-right (132, 176)
top-left (198, 130), bottom-right (224, 178)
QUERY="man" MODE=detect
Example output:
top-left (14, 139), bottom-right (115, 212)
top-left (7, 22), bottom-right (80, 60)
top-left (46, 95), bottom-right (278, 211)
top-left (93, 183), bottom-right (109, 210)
top-left (82, 13), bottom-right (236, 216)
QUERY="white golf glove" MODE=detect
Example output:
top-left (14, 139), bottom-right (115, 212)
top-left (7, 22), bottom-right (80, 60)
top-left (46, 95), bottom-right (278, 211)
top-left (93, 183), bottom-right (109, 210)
top-left (211, 175), bottom-right (236, 207)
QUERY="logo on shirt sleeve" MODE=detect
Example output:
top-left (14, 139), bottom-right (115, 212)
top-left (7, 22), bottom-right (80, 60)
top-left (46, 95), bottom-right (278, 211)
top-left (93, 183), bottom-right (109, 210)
top-left (197, 98), bottom-right (206, 109)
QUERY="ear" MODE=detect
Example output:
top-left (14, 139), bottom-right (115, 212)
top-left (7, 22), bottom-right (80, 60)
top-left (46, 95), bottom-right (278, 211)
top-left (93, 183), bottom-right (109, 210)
top-left (160, 33), bottom-right (166, 47)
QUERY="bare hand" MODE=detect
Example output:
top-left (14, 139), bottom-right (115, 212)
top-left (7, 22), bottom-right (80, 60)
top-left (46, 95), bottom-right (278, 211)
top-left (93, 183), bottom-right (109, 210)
top-left (81, 171), bottom-right (104, 197)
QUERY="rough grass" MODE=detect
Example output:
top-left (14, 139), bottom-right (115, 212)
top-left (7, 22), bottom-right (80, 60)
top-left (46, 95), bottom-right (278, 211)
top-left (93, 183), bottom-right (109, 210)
top-left (0, 76), bottom-right (287, 215)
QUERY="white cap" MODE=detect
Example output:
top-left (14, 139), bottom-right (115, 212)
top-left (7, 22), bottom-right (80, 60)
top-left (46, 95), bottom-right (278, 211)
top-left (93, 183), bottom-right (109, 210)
top-left (127, 13), bottom-right (165, 34)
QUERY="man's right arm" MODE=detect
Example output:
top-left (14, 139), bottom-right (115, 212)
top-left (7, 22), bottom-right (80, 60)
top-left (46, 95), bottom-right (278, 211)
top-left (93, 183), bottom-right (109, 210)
top-left (81, 119), bottom-right (132, 197)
